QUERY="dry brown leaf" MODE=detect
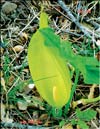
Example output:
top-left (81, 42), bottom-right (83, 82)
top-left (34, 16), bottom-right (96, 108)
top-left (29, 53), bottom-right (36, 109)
top-left (0, 71), bottom-right (3, 77)
top-left (62, 123), bottom-right (73, 129)
top-left (96, 51), bottom-right (100, 61)
top-left (0, 47), bottom-right (4, 54)
top-left (22, 68), bottom-right (29, 73)
top-left (39, 114), bottom-right (48, 121)
top-left (17, 100), bottom-right (28, 110)
top-left (1, 103), bottom-right (6, 122)
top-left (1, 77), bottom-right (7, 91)
top-left (1, 103), bottom-right (13, 123)
top-left (20, 32), bottom-right (28, 42)
top-left (13, 45), bottom-right (24, 52)
top-left (44, 120), bottom-right (53, 126)
top-left (77, 125), bottom-right (80, 129)
top-left (96, 108), bottom-right (100, 114)
top-left (88, 84), bottom-right (97, 99)
top-left (8, 75), bottom-right (15, 86)
top-left (5, 111), bottom-right (13, 123)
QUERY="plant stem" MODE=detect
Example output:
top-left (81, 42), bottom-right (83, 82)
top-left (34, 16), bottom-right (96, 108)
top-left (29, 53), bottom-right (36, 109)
top-left (73, 96), bottom-right (100, 108)
top-left (52, 107), bottom-right (62, 117)
top-left (64, 69), bottom-right (80, 114)
top-left (58, 0), bottom-right (100, 40)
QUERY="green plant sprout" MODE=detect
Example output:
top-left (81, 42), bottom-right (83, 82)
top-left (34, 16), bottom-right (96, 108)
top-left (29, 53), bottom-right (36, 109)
top-left (59, 108), bottom-right (97, 129)
top-left (28, 11), bottom-right (72, 109)
top-left (27, 11), bottom-right (99, 117)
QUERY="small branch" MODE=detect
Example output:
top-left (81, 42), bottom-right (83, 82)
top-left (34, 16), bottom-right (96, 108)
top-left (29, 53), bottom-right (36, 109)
top-left (1, 122), bottom-right (56, 129)
top-left (18, 12), bottom-right (40, 36)
top-left (63, 29), bottom-right (82, 37)
top-left (72, 96), bottom-right (100, 108)
top-left (58, 0), bottom-right (100, 40)
top-left (11, 61), bottom-right (28, 70)
top-left (84, 17), bottom-right (100, 29)
top-left (53, 19), bottom-right (82, 37)
top-left (91, 120), bottom-right (99, 129)
top-left (88, 84), bottom-right (97, 99)
top-left (1, 122), bottom-right (43, 129)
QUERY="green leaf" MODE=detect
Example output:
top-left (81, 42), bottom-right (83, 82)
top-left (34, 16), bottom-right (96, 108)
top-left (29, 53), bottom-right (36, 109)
top-left (77, 120), bottom-right (89, 129)
top-left (83, 65), bottom-right (99, 84)
top-left (39, 28), bottom-right (60, 48)
top-left (71, 119), bottom-right (77, 125)
top-left (76, 109), bottom-right (97, 121)
top-left (62, 41), bottom-right (100, 84)
top-left (59, 120), bottom-right (66, 127)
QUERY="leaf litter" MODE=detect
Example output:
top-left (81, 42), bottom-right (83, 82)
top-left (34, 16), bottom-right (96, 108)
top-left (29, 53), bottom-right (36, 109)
top-left (0, 0), bottom-right (99, 128)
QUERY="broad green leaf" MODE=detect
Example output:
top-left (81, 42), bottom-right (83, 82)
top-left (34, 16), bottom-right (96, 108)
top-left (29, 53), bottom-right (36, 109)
top-left (77, 120), bottom-right (89, 129)
top-left (62, 42), bottom-right (100, 84)
top-left (83, 65), bottom-right (99, 84)
top-left (28, 12), bottom-right (72, 108)
top-left (76, 109), bottom-right (97, 121)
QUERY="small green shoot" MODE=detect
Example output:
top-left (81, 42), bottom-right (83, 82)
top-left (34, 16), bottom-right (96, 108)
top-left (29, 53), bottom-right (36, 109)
top-left (71, 109), bottom-right (97, 129)
top-left (59, 108), bottom-right (97, 129)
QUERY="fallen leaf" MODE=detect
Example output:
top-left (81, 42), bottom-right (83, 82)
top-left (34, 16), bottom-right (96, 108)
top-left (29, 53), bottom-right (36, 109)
top-left (13, 45), bottom-right (24, 52)
top-left (20, 32), bottom-right (28, 42)
top-left (39, 114), bottom-right (48, 121)
top-left (1, 77), bottom-right (7, 91)
top-left (62, 123), bottom-right (73, 129)
top-left (1, 103), bottom-right (13, 123)
top-left (1, 103), bottom-right (6, 122)
top-left (17, 100), bottom-right (28, 110)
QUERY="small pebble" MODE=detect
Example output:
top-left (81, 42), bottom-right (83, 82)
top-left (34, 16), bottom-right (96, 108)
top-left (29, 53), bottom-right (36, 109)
top-left (2, 1), bottom-right (17, 14)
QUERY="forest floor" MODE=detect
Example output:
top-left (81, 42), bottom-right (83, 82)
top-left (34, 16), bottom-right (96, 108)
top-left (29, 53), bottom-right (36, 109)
top-left (0, 0), bottom-right (100, 129)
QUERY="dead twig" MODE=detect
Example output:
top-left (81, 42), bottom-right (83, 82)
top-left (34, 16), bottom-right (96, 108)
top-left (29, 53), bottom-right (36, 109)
top-left (18, 12), bottom-right (40, 36)
top-left (1, 122), bottom-right (56, 129)
top-left (84, 17), bottom-right (100, 29)
top-left (58, 0), bottom-right (100, 41)
top-left (1, 122), bottom-right (43, 129)
top-left (72, 96), bottom-right (100, 108)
